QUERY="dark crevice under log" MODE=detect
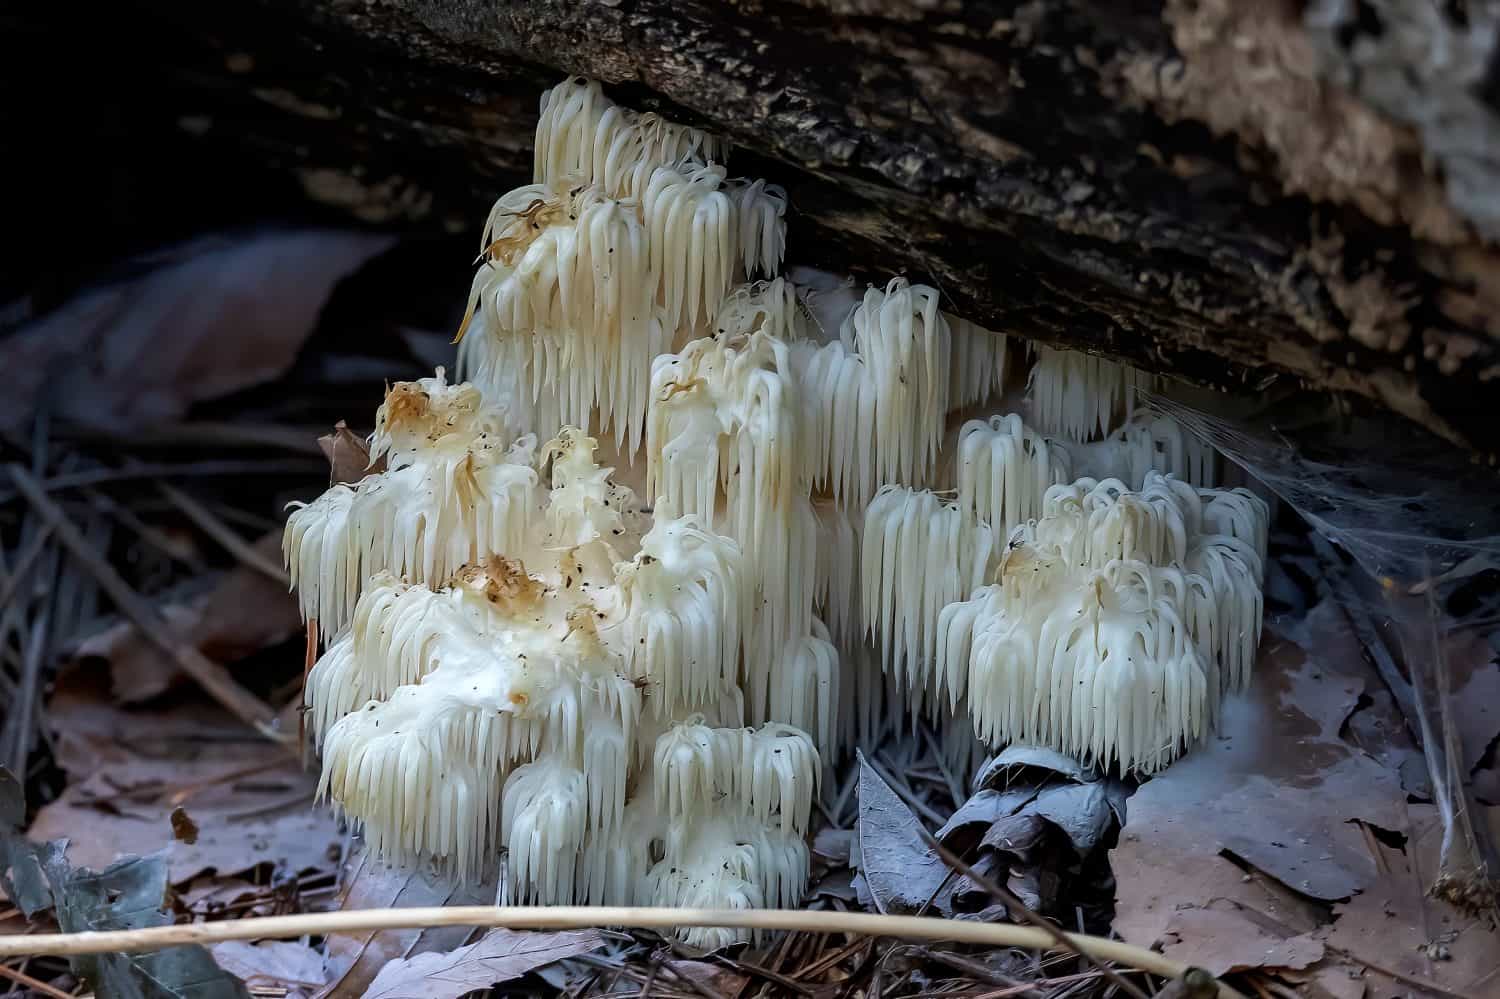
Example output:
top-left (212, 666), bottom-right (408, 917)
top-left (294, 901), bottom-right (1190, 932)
top-left (11, 0), bottom-right (1500, 458)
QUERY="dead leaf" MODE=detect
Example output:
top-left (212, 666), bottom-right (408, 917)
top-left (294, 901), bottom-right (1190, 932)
top-left (360, 927), bottom-right (604, 999)
top-left (937, 788), bottom-right (1036, 843)
top-left (973, 745), bottom-right (1092, 789)
top-left (1112, 601), bottom-right (1408, 951)
top-left (2, 229), bottom-right (393, 434)
top-left (26, 667), bottom-right (339, 885)
top-left (1304, 964), bottom-right (1368, 999)
top-left (855, 750), bottom-right (951, 914)
top-left (318, 422), bottom-right (383, 486)
top-left (178, 875), bottom-right (263, 916)
top-left (1028, 783), bottom-right (1115, 856)
top-left (170, 806), bottom-right (199, 844)
top-left (213, 941), bottom-right (326, 998)
top-left (657, 959), bottom-right (751, 996)
top-left (72, 530), bottom-right (302, 703)
top-left (1160, 899), bottom-right (1324, 976)
top-left (317, 846), bottom-right (499, 998)
top-left (1446, 630), bottom-right (1500, 776)
top-left (812, 827), bottom-right (854, 864)
top-left (1314, 802), bottom-right (1500, 996)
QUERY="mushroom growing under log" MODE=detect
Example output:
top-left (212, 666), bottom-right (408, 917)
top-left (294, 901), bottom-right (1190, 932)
top-left (12, 0), bottom-right (1500, 455)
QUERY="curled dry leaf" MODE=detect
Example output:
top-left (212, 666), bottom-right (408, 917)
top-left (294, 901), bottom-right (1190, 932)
top-left (317, 846), bottom-right (499, 999)
top-left (361, 928), bottom-right (605, 999)
top-left (2, 229), bottom-right (394, 434)
top-left (854, 750), bottom-right (952, 914)
top-left (212, 941), bottom-right (327, 999)
top-left (169, 806), bottom-right (199, 845)
top-left (318, 421), bottom-right (384, 486)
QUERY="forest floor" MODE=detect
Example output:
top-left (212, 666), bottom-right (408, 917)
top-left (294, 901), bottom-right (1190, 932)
top-left (0, 230), bottom-right (1497, 999)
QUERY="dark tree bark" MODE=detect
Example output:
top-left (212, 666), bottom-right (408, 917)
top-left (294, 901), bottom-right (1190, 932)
top-left (14, 0), bottom-right (1500, 456)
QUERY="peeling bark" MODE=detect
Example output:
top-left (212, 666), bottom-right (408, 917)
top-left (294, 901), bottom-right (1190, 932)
top-left (15, 0), bottom-right (1500, 455)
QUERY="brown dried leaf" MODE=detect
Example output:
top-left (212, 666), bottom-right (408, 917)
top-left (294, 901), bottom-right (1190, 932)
top-left (213, 940), bottom-right (326, 998)
top-left (362, 928), bottom-right (604, 999)
top-left (26, 668), bottom-right (339, 885)
top-left (1160, 900), bottom-right (1324, 976)
top-left (855, 751), bottom-right (950, 914)
top-left (169, 806), bottom-right (199, 845)
top-left (660, 960), bottom-right (751, 996)
top-left (1112, 601), bottom-right (1406, 950)
top-left (2, 230), bottom-right (393, 434)
top-left (1314, 803), bottom-right (1500, 996)
top-left (317, 421), bottom-right (382, 486)
top-left (317, 846), bottom-right (498, 999)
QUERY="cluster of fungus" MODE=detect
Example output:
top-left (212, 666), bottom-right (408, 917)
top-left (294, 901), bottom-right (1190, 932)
top-left (285, 77), bottom-right (1269, 937)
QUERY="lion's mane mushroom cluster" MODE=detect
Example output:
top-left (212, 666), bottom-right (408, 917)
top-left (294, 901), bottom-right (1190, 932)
top-left (285, 77), bottom-right (1268, 936)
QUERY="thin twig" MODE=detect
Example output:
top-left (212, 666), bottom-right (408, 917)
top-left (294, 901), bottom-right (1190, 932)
top-left (4, 547), bottom-right (59, 774)
top-left (0, 905), bottom-right (1240, 997)
top-left (24, 459), bottom-right (327, 495)
top-left (1318, 942), bottom-right (1478, 999)
top-left (792, 935), bottom-right (866, 980)
top-left (81, 489), bottom-right (203, 571)
top-left (55, 422), bottom-right (326, 455)
top-left (157, 483), bottom-right (287, 585)
top-left (7, 465), bottom-right (287, 743)
top-left (0, 525), bottom-right (56, 611)
top-left (906, 945), bottom-right (1025, 987)
top-left (724, 957), bottom-right (815, 997)
top-left (0, 962), bottom-right (72, 999)
top-left (970, 970), bottom-right (1111, 999)
top-left (867, 753), bottom-right (947, 828)
top-left (918, 830), bottom-right (1154, 999)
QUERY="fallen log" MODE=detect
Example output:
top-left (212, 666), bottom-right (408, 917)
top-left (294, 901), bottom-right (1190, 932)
top-left (13, 0), bottom-right (1500, 455)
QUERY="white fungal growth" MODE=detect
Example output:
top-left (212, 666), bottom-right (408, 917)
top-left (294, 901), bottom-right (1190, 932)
top-left (812, 498), bottom-right (860, 644)
top-left (456, 180), bottom-right (667, 456)
top-left (935, 548), bottom-right (1210, 775)
top-left (921, 469), bottom-right (1266, 772)
top-left (1027, 344), bottom-right (1159, 442)
top-left (644, 716), bottom-right (818, 945)
top-left (299, 415), bottom-right (819, 927)
top-left (789, 279), bottom-right (954, 508)
top-left (861, 485), bottom-right (995, 706)
top-left (291, 74), bottom-right (1273, 941)
top-left (1069, 411), bottom-right (1218, 488)
top-left (646, 329), bottom-right (831, 728)
top-left (462, 82), bottom-right (788, 458)
top-left (830, 279), bottom-right (952, 506)
top-left (1201, 486), bottom-right (1271, 570)
top-left (947, 317), bottom-right (1009, 408)
top-left (771, 622), bottom-right (841, 756)
top-left (283, 371), bottom-right (537, 638)
top-left (616, 517), bottom-right (744, 717)
top-left (715, 276), bottom-right (813, 343)
top-left (534, 77), bottom-right (728, 195)
top-left (956, 413), bottom-right (1073, 542)
top-left (728, 178), bottom-right (789, 279)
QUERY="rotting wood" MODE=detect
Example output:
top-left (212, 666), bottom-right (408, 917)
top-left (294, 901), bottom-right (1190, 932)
top-left (33, 0), bottom-right (1500, 456)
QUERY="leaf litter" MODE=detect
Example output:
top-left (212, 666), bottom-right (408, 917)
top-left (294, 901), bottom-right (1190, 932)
top-left (25, 666), bottom-right (340, 886)
top-left (1111, 596), bottom-right (1500, 994)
